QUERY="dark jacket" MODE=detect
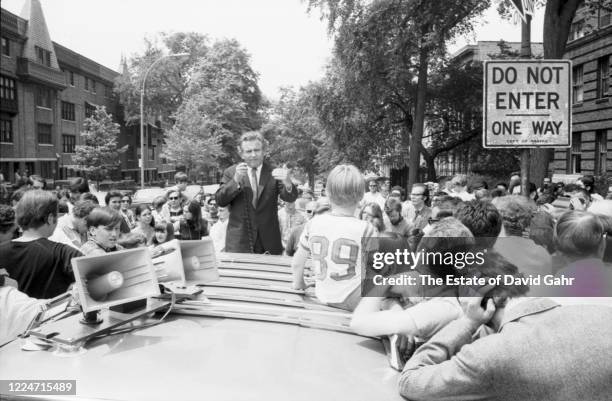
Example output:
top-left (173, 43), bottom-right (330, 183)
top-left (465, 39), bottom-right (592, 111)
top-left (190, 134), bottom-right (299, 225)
top-left (216, 161), bottom-right (298, 254)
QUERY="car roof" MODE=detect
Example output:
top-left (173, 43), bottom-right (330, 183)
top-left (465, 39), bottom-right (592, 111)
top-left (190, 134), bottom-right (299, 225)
top-left (0, 253), bottom-right (402, 401)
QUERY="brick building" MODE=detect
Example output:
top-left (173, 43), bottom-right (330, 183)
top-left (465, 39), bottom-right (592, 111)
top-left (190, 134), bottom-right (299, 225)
top-left (550, 5), bottom-right (611, 176)
top-left (0, 0), bottom-right (171, 186)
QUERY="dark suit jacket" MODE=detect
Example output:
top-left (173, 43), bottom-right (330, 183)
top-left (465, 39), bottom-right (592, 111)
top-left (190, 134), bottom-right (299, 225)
top-left (216, 161), bottom-right (298, 254)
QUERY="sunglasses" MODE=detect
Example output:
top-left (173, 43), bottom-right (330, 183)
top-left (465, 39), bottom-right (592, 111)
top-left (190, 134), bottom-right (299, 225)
top-left (428, 217), bottom-right (439, 225)
top-left (306, 210), bottom-right (314, 214)
top-left (169, 197), bottom-right (179, 200)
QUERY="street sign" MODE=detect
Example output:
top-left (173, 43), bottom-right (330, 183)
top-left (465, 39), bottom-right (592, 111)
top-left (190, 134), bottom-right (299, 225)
top-left (483, 60), bottom-right (571, 148)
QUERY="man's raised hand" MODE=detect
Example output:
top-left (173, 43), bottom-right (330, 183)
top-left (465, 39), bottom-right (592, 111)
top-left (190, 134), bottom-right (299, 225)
top-left (233, 162), bottom-right (249, 183)
top-left (272, 164), bottom-right (292, 187)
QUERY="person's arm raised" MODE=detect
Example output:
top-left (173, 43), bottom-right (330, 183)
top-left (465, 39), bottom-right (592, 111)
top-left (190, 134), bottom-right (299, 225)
top-left (216, 165), bottom-right (244, 207)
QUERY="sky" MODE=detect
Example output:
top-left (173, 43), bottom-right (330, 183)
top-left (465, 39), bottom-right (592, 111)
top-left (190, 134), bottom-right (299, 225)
top-left (2, 0), bottom-right (545, 99)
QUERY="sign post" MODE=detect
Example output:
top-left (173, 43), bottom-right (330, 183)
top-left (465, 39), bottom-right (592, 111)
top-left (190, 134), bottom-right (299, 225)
top-left (483, 60), bottom-right (571, 148)
top-left (483, 59), bottom-right (572, 193)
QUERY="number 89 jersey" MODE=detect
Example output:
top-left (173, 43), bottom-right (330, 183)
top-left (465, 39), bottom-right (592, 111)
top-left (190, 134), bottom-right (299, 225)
top-left (299, 214), bottom-right (377, 304)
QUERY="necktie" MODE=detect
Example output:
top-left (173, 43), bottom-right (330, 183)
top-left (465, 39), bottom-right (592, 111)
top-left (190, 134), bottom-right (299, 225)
top-left (250, 167), bottom-right (258, 209)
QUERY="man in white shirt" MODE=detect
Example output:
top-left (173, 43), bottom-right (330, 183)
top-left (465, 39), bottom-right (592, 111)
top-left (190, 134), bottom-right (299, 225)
top-left (49, 200), bottom-right (97, 250)
top-left (362, 178), bottom-right (386, 210)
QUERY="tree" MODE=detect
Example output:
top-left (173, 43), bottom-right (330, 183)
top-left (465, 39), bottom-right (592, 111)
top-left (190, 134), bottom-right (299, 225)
top-left (162, 98), bottom-right (224, 180)
top-left (423, 41), bottom-right (527, 181)
top-left (72, 106), bottom-right (127, 184)
top-left (115, 33), bottom-right (265, 172)
top-left (496, 0), bottom-right (611, 184)
top-left (182, 38), bottom-right (265, 168)
top-left (263, 85), bottom-right (325, 188)
top-left (114, 32), bottom-right (209, 126)
top-left (309, 0), bottom-right (490, 188)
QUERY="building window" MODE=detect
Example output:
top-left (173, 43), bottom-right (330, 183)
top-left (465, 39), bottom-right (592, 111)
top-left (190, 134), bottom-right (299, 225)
top-left (1, 37), bottom-right (9, 56)
top-left (35, 86), bottom-right (53, 108)
top-left (597, 56), bottom-right (610, 98)
top-left (91, 80), bottom-right (96, 94)
top-left (62, 134), bottom-right (76, 153)
top-left (69, 71), bottom-right (75, 86)
top-left (0, 119), bottom-right (12, 142)
top-left (104, 84), bottom-right (112, 98)
top-left (600, 7), bottom-right (611, 28)
top-left (84, 77), bottom-right (89, 91)
top-left (569, 20), bottom-right (586, 41)
top-left (572, 65), bottom-right (584, 103)
top-left (568, 132), bottom-right (581, 174)
top-left (35, 46), bottom-right (51, 67)
top-left (61, 101), bottom-right (75, 121)
top-left (84, 102), bottom-right (96, 118)
top-left (37, 124), bottom-right (52, 144)
top-left (595, 130), bottom-right (608, 175)
top-left (0, 76), bottom-right (16, 100)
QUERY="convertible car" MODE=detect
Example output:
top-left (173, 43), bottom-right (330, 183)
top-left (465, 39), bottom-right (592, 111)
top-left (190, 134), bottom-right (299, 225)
top-left (0, 252), bottom-right (402, 401)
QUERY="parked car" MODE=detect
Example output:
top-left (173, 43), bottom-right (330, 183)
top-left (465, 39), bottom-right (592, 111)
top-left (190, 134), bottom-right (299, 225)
top-left (132, 187), bottom-right (167, 208)
top-left (0, 253), bottom-right (402, 401)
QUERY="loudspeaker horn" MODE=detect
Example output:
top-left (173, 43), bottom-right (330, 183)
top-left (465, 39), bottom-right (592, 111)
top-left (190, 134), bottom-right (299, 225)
top-left (71, 248), bottom-right (160, 313)
top-left (180, 238), bottom-right (219, 284)
top-left (151, 239), bottom-right (186, 284)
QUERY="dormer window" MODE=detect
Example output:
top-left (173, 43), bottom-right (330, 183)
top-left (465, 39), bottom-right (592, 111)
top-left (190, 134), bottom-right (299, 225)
top-left (35, 46), bottom-right (51, 67)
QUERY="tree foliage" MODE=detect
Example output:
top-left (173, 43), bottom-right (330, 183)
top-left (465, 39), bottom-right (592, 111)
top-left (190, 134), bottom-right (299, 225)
top-left (72, 106), bottom-right (127, 183)
top-left (114, 32), bottom-right (207, 126)
top-left (308, 0), bottom-right (490, 187)
top-left (115, 33), bottom-right (265, 173)
top-left (262, 85), bottom-right (326, 187)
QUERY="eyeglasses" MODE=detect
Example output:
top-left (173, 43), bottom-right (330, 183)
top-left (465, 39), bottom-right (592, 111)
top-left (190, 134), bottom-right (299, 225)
top-left (306, 210), bottom-right (314, 214)
top-left (410, 193), bottom-right (425, 197)
top-left (169, 197), bottom-right (179, 200)
top-left (428, 217), bottom-right (439, 225)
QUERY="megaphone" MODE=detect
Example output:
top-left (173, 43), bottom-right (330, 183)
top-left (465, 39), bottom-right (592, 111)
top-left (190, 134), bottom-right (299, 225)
top-left (151, 239), bottom-right (187, 284)
top-left (179, 238), bottom-right (219, 284)
top-left (71, 248), bottom-right (161, 313)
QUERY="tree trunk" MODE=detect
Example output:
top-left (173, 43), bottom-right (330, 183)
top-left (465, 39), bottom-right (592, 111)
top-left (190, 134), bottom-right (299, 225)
top-left (408, 45), bottom-right (429, 190)
top-left (308, 169), bottom-right (315, 190)
top-left (530, 0), bottom-right (582, 185)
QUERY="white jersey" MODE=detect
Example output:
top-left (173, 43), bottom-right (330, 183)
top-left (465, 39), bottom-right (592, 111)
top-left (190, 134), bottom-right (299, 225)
top-left (299, 213), bottom-right (377, 304)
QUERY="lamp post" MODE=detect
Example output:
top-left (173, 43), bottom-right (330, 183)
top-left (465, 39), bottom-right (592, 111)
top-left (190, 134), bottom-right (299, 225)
top-left (140, 52), bottom-right (189, 189)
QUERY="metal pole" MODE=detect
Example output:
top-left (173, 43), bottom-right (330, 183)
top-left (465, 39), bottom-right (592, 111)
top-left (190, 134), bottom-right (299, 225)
top-left (520, 14), bottom-right (532, 197)
top-left (139, 52), bottom-right (189, 189)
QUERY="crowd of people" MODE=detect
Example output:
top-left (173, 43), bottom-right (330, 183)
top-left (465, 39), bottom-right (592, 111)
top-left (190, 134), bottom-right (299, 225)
top-left (1, 130), bottom-right (611, 399)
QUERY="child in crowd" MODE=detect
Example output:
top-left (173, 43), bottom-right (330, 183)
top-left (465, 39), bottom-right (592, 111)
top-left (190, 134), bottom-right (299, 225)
top-left (292, 164), bottom-right (376, 311)
top-left (150, 221), bottom-right (175, 257)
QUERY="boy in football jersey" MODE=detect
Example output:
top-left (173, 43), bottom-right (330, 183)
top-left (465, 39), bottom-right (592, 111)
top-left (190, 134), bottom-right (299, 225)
top-left (292, 164), bottom-right (376, 311)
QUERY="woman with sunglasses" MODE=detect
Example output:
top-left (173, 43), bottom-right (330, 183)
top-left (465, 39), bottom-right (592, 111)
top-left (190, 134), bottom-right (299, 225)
top-left (119, 194), bottom-right (136, 230)
top-left (178, 200), bottom-right (209, 240)
top-left (160, 189), bottom-right (183, 233)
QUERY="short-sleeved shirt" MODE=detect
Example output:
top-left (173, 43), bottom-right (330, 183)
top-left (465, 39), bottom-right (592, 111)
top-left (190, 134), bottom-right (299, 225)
top-left (299, 213), bottom-right (377, 304)
top-left (0, 238), bottom-right (82, 299)
top-left (406, 298), bottom-right (463, 341)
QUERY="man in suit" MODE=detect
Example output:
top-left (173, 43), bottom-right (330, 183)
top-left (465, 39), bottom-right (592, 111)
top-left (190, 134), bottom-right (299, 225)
top-left (398, 251), bottom-right (612, 401)
top-left (216, 131), bottom-right (298, 254)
